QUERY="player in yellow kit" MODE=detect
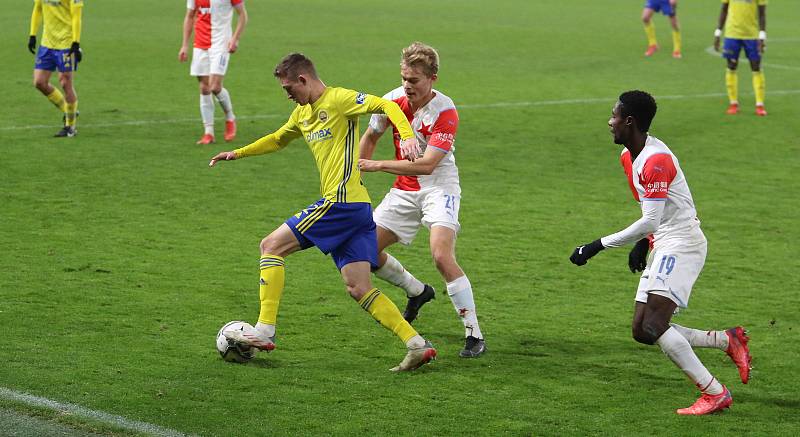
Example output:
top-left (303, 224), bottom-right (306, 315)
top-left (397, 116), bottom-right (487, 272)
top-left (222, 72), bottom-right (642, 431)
top-left (29, 0), bottom-right (83, 137)
top-left (713, 0), bottom-right (768, 116)
top-left (209, 53), bottom-right (437, 371)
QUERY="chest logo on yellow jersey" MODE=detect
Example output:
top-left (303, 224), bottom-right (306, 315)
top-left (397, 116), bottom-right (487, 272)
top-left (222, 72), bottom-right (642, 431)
top-left (306, 128), bottom-right (332, 143)
top-left (318, 110), bottom-right (328, 123)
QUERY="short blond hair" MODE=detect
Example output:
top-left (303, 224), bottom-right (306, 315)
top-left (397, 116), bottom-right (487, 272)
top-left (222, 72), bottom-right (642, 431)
top-left (401, 42), bottom-right (439, 77)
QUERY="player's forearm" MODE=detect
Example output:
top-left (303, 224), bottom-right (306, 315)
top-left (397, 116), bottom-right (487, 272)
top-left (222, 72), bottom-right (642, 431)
top-left (30, 2), bottom-right (42, 36)
top-left (758, 5), bottom-right (766, 31)
top-left (370, 158), bottom-right (437, 176)
top-left (717, 6), bottom-right (728, 30)
top-left (234, 134), bottom-right (284, 158)
top-left (601, 200), bottom-right (664, 248)
top-left (181, 13), bottom-right (194, 47)
top-left (378, 100), bottom-right (414, 140)
top-left (70, 4), bottom-right (82, 42)
top-left (359, 129), bottom-right (381, 159)
top-left (232, 7), bottom-right (247, 41)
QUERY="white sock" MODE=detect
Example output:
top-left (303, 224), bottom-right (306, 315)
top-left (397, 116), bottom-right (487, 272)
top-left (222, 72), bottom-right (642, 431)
top-left (215, 88), bottom-right (235, 121)
top-left (446, 275), bottom-right (483, 339)
top-left (670, 323), bottom-right (728, 350)
top-left (405, 334), bottom-right (425, 349)
top-left (200, 93), bottom-right (215, 135)
top-left (373, 253), bottom-right (425, 297)
top-left (254, 322), bottom-right (275, 338)
top-left (656, 327), bottom-right (723, 395)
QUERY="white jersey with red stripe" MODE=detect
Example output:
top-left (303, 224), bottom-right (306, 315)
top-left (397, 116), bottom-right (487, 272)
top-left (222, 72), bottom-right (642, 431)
top-left (187, 0), bottom-right (242, 50)
top-left (620, 135), bottom-right (701, 243)
top-left (369, 87), bottom-right (459, 191)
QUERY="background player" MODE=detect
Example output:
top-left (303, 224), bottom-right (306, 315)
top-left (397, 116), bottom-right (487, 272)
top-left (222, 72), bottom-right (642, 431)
top-left (569, 90), bottom-right (752, 415)
top-left (714, 0), bottom-right (768, 116)
top-left (642, 0), bottom-right (682, 58)
top-left (208, 53), bottom-right (436, 372)
top-left (28, 0), bottom-right (83, 137)
top-left (358, 42), bottom-right (486, 358)
top-left (179, 0), bottom-right (248, 144)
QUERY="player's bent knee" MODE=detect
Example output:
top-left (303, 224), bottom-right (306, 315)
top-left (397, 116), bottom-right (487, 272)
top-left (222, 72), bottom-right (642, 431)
top-left (632, 328), bottom-right (656, 345)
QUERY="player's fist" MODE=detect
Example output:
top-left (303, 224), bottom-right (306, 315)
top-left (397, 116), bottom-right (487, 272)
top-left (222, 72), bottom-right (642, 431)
top-left (209, 151), bottom-right (237, 167)
top-left (713, 36), bottom-right (721, 52)
top-left (628, 238), bottom-right (649, 273)
top-left (228, 39), bottom-right (239, 53)
top-left (569, 239), bottom-right (604, 266)
top-left (178, 46), bottom-right (188, 62)
top-left (70, 42), bottom-right (82, 63)
top-left (28, 35), bottom-right (36, 54)
top-left (399, 137), bottom-right (421, 162)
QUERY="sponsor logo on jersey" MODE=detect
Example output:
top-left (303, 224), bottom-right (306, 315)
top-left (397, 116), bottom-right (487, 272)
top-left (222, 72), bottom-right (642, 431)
top-left (355, 93), bottom-right (366, 104)
top-left (318, 110), bottom-right (328, 122)
top-left (306, 128), bottom-right (333, 143)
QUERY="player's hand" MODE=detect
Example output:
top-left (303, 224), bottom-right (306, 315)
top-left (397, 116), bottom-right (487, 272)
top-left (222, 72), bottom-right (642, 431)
top-left (357, 159), bottom-right (381, 172)
top-left (28, 35), bottom-right (36, 54)
top-left (758, 39), bottom-right (766, 54)
top-left (713, 36), bottom-right (721, 52)
top-left (228, 39), bottom-right (239, 53)
top-left (209, 151), bottom-right (237, 167)
top-left (399, 137), bottom-right (421, 162)
top-left (70, 42), bottom-right (82, 63)
top-left (178, 46), bottom-right (188, 62)
top-left (569, 239), bottom-right (604, 266)
top-left (628, 238), bottom-right (649, 273)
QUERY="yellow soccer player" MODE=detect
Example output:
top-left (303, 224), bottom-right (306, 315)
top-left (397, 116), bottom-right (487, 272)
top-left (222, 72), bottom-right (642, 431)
top-left (29, 0), bottom-right (83, 137)
top-left (642, 0), bottom-right (682, 58)
top-left (713, 0), bottom-right (768, 116)
top-left (209, 53), bottom-right (437, 372)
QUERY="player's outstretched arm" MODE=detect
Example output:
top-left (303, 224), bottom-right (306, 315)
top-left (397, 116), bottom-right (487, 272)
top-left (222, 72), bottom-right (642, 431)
top-left (359, 145), bottom-right (445, 176)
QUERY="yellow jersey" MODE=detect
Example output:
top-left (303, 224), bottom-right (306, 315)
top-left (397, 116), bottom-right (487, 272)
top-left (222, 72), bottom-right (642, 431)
top-left (235, 87), bottom-right (415, 204)
top-left (30, 0), bottom-right (83, 50)
top-left (722, 0), bottom-right (766, 40)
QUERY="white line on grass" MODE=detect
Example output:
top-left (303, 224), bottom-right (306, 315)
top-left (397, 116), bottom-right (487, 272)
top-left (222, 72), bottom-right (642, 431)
top-left (704, 45), bottom-right (800, 71)
top-left (0, 387), bottom-right (191, 437)
top-left (3, 88), bottom-right (800, 132)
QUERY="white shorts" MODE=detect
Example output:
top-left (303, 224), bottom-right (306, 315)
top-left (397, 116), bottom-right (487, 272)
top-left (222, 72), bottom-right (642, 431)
top-left (190, 47), bottom-right (230, 76)
top-left (373, 186), bottom-right (461, 245)
top-left (635, 234), bottom-right (707, 309)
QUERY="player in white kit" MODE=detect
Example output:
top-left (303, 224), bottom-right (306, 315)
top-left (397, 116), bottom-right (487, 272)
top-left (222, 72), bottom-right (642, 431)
top-left (358, 42), bottom-right (485, 358)
top-left (179, 0), bottom-right (248, 144)
top-left (569, 90), bottom-right (752, 415)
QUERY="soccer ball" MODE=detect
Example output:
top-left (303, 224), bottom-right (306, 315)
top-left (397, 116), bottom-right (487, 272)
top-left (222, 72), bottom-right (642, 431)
top-left (216, 321), bottom-right (258, 363)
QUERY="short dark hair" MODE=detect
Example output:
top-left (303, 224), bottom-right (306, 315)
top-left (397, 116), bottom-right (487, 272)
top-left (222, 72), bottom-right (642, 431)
top-left (619, 90), bottom-right (657, 133)
top-left (274, 53), bottom-right (318, 80)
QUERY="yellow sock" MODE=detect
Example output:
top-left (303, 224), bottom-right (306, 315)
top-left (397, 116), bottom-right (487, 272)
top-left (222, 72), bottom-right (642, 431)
top-left (65, 101), bottom-right (78, 127)
top-left (672, 30), bottom-right (681, 53)
top-left (752, 71), bottom-right (765, 106)
top-left (257, 255), bottom-right (285, 325)
top-left (725, 69), bottom-right (739, 104)
top-left (359, 288), bottom-right (417, 343)
top-left (644, 22), bottom-right (657, 46)
top-left (46, 89), bottom-right (67, 112)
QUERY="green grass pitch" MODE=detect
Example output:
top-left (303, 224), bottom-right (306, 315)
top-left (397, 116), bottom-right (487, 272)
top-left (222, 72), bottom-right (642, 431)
top-left (1, 0), bottom-right (799, 435)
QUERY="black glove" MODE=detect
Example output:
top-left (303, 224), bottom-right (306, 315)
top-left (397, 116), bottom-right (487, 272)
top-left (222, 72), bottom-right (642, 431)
top-left (628, 238), bottom-right (650, 273)
top-left (70, 41), bottom-right (82, 63)
top-left (28, 35), bottom-right (36, 54)
top-left (570, 239), bottom-right (604, 266)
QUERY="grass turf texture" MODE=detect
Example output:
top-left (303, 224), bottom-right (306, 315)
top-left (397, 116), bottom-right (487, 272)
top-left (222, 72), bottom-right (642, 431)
top-left (2, 0), bottom-right (799, 435)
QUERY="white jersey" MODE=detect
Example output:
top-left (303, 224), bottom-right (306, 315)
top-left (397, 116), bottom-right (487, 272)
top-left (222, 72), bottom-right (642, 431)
top-left (369, 87), bottom-right (460, 191)
top-left (187, 0), bottom-right (242, 50)
top-left (620, 135), bottom-right (701, 243)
